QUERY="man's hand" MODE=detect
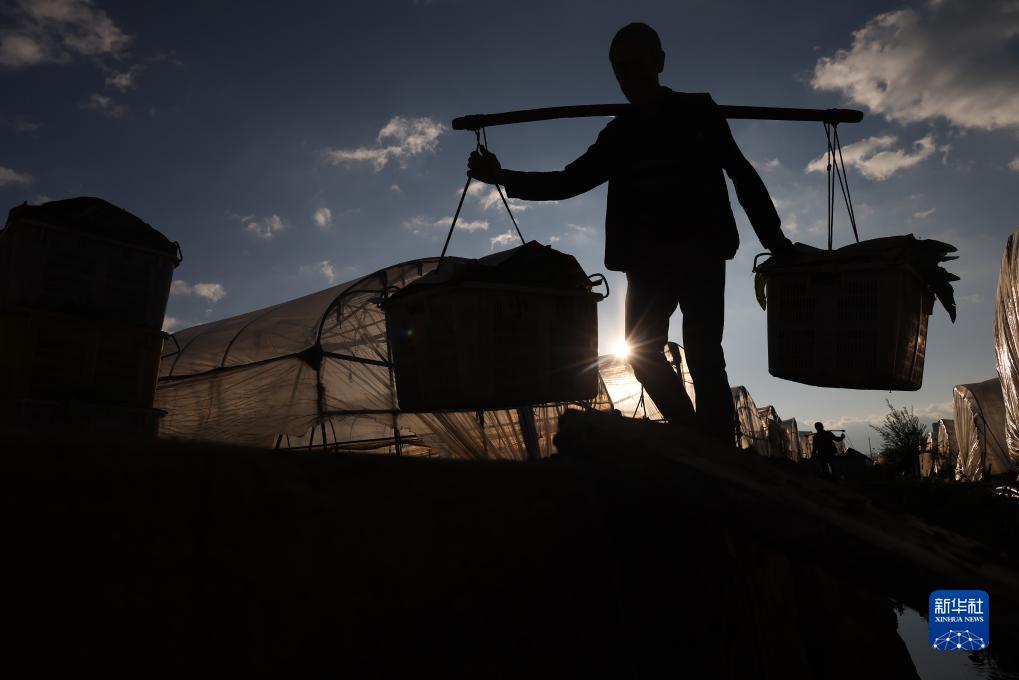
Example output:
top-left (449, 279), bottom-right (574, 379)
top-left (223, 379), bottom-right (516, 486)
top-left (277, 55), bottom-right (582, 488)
top-left (467, 147), bottom-right (502, 184)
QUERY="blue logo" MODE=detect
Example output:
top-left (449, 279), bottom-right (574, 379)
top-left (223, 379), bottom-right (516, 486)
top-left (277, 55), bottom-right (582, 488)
top-left (929, 590), bottom-right (989, 651)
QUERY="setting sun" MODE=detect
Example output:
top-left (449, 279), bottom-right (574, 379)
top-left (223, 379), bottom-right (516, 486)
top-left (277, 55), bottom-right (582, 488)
top-left (612, 339), bottom-right (631, 358)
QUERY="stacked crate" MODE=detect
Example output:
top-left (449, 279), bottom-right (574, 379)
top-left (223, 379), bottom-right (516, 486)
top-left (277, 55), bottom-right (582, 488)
top-left (0, 198), bottom-right (180, 441)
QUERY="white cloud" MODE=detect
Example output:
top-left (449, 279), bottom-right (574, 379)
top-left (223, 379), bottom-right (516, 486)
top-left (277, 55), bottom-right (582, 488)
top-left (404, 214), bottom-right (488, 235)
top-left (461, 181), bottom-right (559, 212)
top-left (323, 116), bottom-right (446, 171)
top-left (104, 64), bottom-right (142, 91)
top-left (462, 182), bottom-right (531, 212)
top-left (912, 207), bottom-right (937, 219)
top-left (401, 216), bottom-right (431, 234)
top-left (242, 214), bottom-right (288, 240)
top-left (300, 260), bottom-right (336, 283)
top-left (0, 115), bottom-right (42, 133)
top-left (812, 2), bottom-right (1019, 131)
top-left (0, 0), bottom-right (132, 69)
top-left (811, 400), bottom-right (953, 433)
top-left (390, 184), bottom-right (401, 193)
top-left (806, 134), bottom-right (941, 181)
top-left (81, 92), bottom-right (126, 118)
top-left (432, 216), bottom-right (489, 232)
top-left (457, 219), bottom-right (489, 232)
top-left (751, 158), bottom-right (782, 172)
top-left (549, 235), bottom-right (561, 243)
top-left (958, 293), bottom-right (983, 305)
top-left (170, 280), bottom-right (226, 303)
top-left (312, 207), bottom-right (332, 229)
top-left (162, 315), bottom-right (187, 332)
top-left (567, 223), bottom-right (596, 237)
top-left (0, 165), bottom-right (32, 185)
top-left (168, 280), bottom-right (190, 296)
top-left (490, 230), bottom-right (518, 249)
top-left (191, 283), bottom-right (226, 302)
top-left (912, 401), bottom-right (956, 422)
top-left (1009, 157), bottom-right (1019, 173)
top-left (0, 34), bottom-right (46, 67)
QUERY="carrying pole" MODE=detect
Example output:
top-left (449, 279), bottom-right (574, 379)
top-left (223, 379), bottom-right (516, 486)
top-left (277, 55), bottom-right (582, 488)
top-left (452, 104), bottom-right (863, 131)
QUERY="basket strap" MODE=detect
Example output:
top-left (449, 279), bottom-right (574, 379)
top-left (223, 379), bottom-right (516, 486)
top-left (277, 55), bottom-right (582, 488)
top-left (824, 122), bottom-right (860, 249)
top-left (482, 128), bottom-right (526, 248)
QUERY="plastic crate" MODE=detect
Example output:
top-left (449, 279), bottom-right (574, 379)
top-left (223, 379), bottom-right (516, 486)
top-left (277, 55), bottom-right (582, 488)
top-left (766, 264), bottom-right (933, 390)
top-left (385, 282), bottom-right (600, 411)
top-left (0, 398), bottom-right (165, 442)
top-left (0, 307), bottom-right (164, 407)
top-left (0, 220), bottom-right (178, 330)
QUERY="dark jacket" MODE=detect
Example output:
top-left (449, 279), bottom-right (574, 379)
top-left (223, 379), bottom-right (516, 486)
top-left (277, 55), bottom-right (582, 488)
top-left (500, 88), bottom-right (784, 272)
top-left (812, 430), bottom-right (845, 459)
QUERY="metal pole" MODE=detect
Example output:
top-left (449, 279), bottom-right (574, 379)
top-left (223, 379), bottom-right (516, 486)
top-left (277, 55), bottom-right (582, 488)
top-left (452, 103), bottom-right (863, 130)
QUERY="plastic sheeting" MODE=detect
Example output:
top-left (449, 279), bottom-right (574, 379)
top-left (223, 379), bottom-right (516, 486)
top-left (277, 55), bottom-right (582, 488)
top-left (732, 386), bottom-right (767, 454)
top-left (935, 419), bottom-right (957, 469)
top-left (780, 419), bottom-right (802, 462)
top-left (757, 405), bottom-right (784, 458)
top-left (158, 257), bottom-right (715, 459)
top-left (598, 343), bottom-right (695, 422)
top-left (156, 258), bottom-right (601, 460)
top-left (921, 419), bottom-right (956, 477)
top-left (994, 229), bottom-right (1019, 468)
top-left (798, 431), bottom-right (813, 458)
top-left (952, 379), bottom-right (1014, 481)
top-left (920, 428), bottom-right (936, 477)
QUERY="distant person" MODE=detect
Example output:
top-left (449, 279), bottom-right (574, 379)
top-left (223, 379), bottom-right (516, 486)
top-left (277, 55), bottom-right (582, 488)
top-left (468, 22), bottom-right (793, 444)
top-left (811, 421), bottom-right (845, 474)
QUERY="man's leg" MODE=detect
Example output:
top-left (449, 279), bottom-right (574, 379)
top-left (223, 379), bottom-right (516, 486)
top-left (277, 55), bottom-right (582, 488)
top-left (678, 259), bottom-right (736, 444)
top-left (624, 270), bottom-right (696, 427)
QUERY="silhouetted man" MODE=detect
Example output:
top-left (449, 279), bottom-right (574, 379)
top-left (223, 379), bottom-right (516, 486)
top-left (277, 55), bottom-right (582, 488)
top-left (811, 421), bottom-right (845, 472)
top-left (468, 22), bottom-right (793, 443)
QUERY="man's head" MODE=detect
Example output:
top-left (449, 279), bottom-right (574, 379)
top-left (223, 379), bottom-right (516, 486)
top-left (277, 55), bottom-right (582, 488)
top-left (814, 422), bottom-right (824, 433)
top-left (609, 22), bottom-right (665, 105)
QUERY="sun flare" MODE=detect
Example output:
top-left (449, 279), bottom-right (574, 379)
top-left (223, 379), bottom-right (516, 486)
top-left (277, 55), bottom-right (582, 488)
top-left (612, 339), bottom-right (631, 358)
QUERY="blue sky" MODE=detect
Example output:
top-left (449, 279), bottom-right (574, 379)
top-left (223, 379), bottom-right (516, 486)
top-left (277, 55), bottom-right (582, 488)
top-left (2, 0), bottom-right (1018, 449)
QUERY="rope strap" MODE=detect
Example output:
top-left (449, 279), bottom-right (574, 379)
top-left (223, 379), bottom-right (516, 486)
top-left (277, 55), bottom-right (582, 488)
top-left (823, 122), bottom-right (860, 249)
top-left (437, 128), bottom-right (526, 271)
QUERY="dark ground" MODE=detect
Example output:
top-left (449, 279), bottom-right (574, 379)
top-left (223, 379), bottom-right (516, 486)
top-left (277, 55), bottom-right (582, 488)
top-left (5, 425), bottom-right (1016, 678)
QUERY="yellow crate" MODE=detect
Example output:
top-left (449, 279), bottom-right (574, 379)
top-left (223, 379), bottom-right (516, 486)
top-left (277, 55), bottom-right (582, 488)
top-left (0, 307), bottom-right (164, 407)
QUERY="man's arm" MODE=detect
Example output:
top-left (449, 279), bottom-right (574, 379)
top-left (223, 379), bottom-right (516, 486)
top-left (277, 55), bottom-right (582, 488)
top-left (708, 96), bottom-right (793, 254)
top-left (468, 126), bottom-right (614, 202)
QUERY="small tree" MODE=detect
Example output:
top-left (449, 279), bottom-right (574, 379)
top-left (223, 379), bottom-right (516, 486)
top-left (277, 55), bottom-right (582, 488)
top-left (871, 400), bottom-right (927, 476)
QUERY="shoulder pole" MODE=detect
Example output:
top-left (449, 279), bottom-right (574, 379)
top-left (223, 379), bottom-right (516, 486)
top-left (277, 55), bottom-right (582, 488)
top-left (452, 104), bottom-right (863, 131)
